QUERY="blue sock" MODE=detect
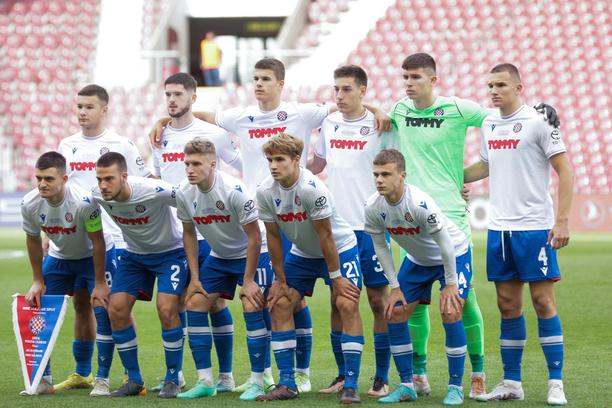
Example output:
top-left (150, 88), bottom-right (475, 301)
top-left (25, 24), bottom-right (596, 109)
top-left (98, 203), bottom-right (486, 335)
top-left (178, 311), bottom-right (187, 373)
top-left (162, 326), bottom-right (183, 384)
top-left (263, 308), bottom-right (272, 370)
top-left (187, 311), bottom-right (212, 371)
top-left (73, 340), bottom-right (94, 377)
top-left (538, 315), bottom-right (564, 380)
top-left (211, 307), bottom-right (233, 374)
top-left (112, 325), bottom-right (143, 385)
top-left (331, 330), bottom-right (345, 377)
top-left (374, 331), bottom-right (390, 383)
top-left (294, 306), bottom-right (312, 372)
top-left (271, 330), bottom-right (296, 388)
top-left (501, 315), bottom-right (526, 382)
top-left (443, 320), bottom-right (467, 387)
top-left (388, 322), bottom-right (413, 384)
top-left (341, 334), bottom-right (364, 390)
top-left (94, 306), bottom-right (114, 379)
top-left (244, 311), bottom-right (267, 374)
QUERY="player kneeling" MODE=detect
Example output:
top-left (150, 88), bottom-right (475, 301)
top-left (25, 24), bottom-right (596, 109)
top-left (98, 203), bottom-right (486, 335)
top-left (365, 149), bottom-right (471, 406)
top-left (174, 138), bottom-right (273, 401)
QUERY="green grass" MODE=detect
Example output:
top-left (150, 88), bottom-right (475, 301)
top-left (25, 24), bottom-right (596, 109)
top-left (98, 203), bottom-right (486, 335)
top-left (1, 228), bottom-right (611, 407)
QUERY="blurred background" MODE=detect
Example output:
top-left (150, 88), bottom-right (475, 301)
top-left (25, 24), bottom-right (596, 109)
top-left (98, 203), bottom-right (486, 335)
top-left (0, 0), bottom-right (609, 231)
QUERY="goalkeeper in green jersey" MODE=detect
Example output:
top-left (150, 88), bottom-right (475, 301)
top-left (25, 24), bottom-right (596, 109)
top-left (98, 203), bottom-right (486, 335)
top-left (389, 53), bottom-right (559, 399)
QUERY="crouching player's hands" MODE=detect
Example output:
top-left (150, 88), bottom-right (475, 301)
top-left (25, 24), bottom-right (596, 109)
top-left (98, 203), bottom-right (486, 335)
top-left (185, 279), bottom-right (208, 302)
top-left (91, 282), bottom-right (110, 308)
top-left (332, 276), bottom-right (360, 303)
top-left (440, 284), bottom-right (462, 316)
top-left (240, 279), bottom-right (265, 309)
top-left (267, 280), bottom-right (290, 311)
top-left (384, 287), bottom-right (408, 320)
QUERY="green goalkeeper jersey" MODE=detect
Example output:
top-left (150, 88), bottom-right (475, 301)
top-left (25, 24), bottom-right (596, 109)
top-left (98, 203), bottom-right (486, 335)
top-left (389, 95), bottom-right (489, 237)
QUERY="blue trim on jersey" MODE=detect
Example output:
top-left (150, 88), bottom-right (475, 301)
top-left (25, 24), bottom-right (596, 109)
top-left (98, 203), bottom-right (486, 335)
top-left (200, 252), bottom-right (274, 300)
top-left (397, 248), bottom-right (472, 304)
top-left (355, 230), bottom-right (389, 288)
top-left (284, 246), bottom-right (362, 297)
top-left (111, 248), bottom-right (187, 300)
top-left (42, 256), bottom-right (95, 295)
top-left (487, 230), bottom-right (560, 282)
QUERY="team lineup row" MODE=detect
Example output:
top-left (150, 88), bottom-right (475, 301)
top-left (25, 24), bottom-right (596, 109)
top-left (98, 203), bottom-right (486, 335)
top-left (20, 54), bottom-right (573, 406)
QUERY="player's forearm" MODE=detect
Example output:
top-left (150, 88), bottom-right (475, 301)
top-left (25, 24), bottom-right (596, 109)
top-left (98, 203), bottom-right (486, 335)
top-left (363, 102), bottom-right (380, 115)
top-left (26, 235), bottom-right (44, 283)
top-left (91, 238), bottom-right (107, 285)
top-left (554, 158), bottom-right (574, 224)
top-left (464, 160), bottom-right (489, 183)
top-left (183, 229), bottom-right (200, 280)
top-left (243, 226), bottom-right (262, 282)
top-left (431, 229), bottom-right (458, 286)
top-left (229, 152), bottom-right (244, 174)
top-left (193, 111), bottom-right (216, 124)
top-left (370, 233), bottom-right (399, 289)
top-left (319, 235), bottom-right (340, 275)
top-left (265, 224), bottom-right (286, 283)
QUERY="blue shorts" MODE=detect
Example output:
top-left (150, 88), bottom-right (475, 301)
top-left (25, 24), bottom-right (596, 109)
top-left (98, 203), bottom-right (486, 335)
top-left (284, 246), bottom-right (362, 297)
top-left (42, 256), bottom-right (94, 295)
top-left (355, 230), bottom-right (389, 288)
top-left (104, 246), bottom-right (117, 289)
top-left (111, 248), bottom-right (188, 300)
top-left (398, 248), bottom-right (472, 304)
top-left (201, 252), bottom-right (274, 300)
top-left (198, 239), bottom-right (211, 267)
top-left (487, 230), bottom-right (561, 282)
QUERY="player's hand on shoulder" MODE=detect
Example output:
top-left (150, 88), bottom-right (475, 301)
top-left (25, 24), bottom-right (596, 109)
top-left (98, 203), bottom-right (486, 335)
top-left (547, 221), bottom-right (570, 249)
top-left (26, 280), bottom-right (46, 308)
top-left (240, 279), bottom-right (265, 309)
top-left (384, 287), bottom-right (407, 320)
top-left (148, 117), bottom-right (172, 148)
top-left (91, 282), bottom-right (110, 309)
top-left (460, 185), bottom-right (471, 202)
top-left (440, 284), bottom-right (462, 316)
top-left (331, 276), bottom-right (360, 303)
top-left (185, 279), bottom-right (208, 302)
top-left (374, 111), bottom-right (392, 132)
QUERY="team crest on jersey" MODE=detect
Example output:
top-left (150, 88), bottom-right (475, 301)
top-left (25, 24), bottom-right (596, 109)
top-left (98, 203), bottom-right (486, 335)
top-left (64, 212), bottom-right (73, 222)
top-left (100, 147), bottom-right (110, 155)
top-left (29, 315), bottom-right (46, 335)
top-left (135, 205), bottom-right (146, 213)
top-left (248, 116), bottom-right (255, 122)
top-left (72, 147), bottom-right (77, 154)
top-left (216, 200), bottom-right (225, 210)
top-left (40, 213), bottom-right (46, 222)
top-left (513, 123), bottom-right (522, 133)
top-left (434, 108), bottom-right (444, 116)
top-left (277, 111), bottom-right (288, 121)
top-left (404, 212), bottom-right (413, 222)
top-left (274, 198), bottom-right (281, 207)
top-left (294, 195), bottom-right (301, 206)
top-left (360, 126), bottom-right (370, 135)
top-left (308, 180), bottom-right (316, 188)
top-left (155, 186), bottom-right (165, 193)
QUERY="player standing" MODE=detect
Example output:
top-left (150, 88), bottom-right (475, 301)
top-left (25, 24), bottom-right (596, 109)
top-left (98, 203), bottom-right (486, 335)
top-left (56, 84), bottom-right (151, 395)
top-left (255, 134), bottom-right (364, 404)
top-left (464, 63), bottom-right (572, 405)
top-left (365, 149), bottom-right (472, 406)
top-left (20, 152), bottom-right (106, 396)
top-left (93, 152), bottom-right (187, 398)
top-left (150, 72), bottom-right (243, 392)
top-left (309, 65), bottom-right (397, 397)
top-left (172, 138), bottom-right (273, 401)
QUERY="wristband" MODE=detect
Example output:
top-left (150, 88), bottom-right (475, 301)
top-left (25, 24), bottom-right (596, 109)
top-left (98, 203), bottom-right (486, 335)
top-left (329, 269), bottom-right (341, 279)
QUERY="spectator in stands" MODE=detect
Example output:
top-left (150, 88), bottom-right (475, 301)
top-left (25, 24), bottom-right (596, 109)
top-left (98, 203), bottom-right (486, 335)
top-left (200, 32), bottom-right (222, 86)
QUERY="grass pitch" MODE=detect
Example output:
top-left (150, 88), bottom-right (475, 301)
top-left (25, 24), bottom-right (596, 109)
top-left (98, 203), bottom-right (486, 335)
top-left (1, 228), bottom-right (611, 407)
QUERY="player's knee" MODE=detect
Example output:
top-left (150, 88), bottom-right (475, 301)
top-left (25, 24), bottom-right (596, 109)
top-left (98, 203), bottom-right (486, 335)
top-left (441, 310), bottom-right (462, 324)
top-left (367, 293), bottom-right (386, 317)
top-left (157, 303), bottom-right (179, 325)
top-left (497, 294), bottom-right (521, 318)
top-left (210, 297), bottom-right (226, 313)
top-left (270, 297), bottom-right (293, 319)
top-left (241, 298), bottom-right (262, 313)
top-left (73, 294), bottom-right (92, 314)
top-left (336, 298), bottom-right (359, 319)
top-left (108, 301), bottom-right (129, 324)
top-left (531, 293), bottom-right (557, 318)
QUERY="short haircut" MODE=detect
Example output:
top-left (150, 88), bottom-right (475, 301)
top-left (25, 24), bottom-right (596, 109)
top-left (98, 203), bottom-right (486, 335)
top-left (401, 53), bottom-right (436, 74)
top-left (334, 64), bottom-right (368, 87)
top-left (78, 84), bottom-right (109, 105)
top-left (97, 152), bottom-right (127, 172)
top-left (184, 137), bottom-right (216, 156)
top-left (373, 149), bottom-right (406, 172)
top-left (254, 58), bottom-right (285, 80)
top-left (165, 72), bottom-right (198, 92)
top-left (35, 151), bottom-right (66, 174)
top-left (490, 63), bottom-right (522, 82)
top-left (262, 133), bottom-right (303, 159)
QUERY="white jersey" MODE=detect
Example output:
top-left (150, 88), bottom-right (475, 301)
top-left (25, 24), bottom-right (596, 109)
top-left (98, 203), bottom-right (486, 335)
top-left (216, 101), bottom-right (329, 193)
top-left (58, 129), bottom-right (151, 249)
top-left (315, 110), bottom-right (398, 230)
top-left (257, 167), bottom-right (356, 258)
top-left (480, 105), bottom-right (567, 231)
top-left (21, 183), bottom-right (103, 260)
top-left (92, 177), bottom-right (182, 254)
top-left (152, 118), bottom-right (241, 183)
top-left (364, 184), bottom-right (469, 266)
top-left (176, 171), bottom-right (262, 259)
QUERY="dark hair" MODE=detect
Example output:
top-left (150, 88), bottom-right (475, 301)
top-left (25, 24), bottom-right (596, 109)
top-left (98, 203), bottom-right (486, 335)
top-left (254, 58), bottom-right (285, 80)
top-left (401, 53), bottom-right (436, 74)
top-left (490, 63), bottom-right (522, 82)
top-left (165, 72), bottom-right (198, 92)
top-left (334, 64), bottom-right (368, 87)
top-left (77, 84), bottom-right (109, 104)
top-left (262, 133), bottom-right (304, 159)
top-left (35, 151), bottom-right (66, 174)
top-left (373, 149), bottom-right (406, 172)
top-left (97, 152), bottom-right (127, 172)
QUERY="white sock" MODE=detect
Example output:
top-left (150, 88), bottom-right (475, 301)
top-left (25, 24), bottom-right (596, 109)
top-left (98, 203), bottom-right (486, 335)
top-left (197, 368), bottom-right (214, 383)
top-left (250, 372), bottom-right (264, 386)
top-left (296, 368), bottom-right (310, 376)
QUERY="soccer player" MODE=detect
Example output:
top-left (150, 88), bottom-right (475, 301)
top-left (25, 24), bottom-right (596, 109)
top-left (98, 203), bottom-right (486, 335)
top-left (390, 53), bottom-right (558, 398)
top-left (93, 152), bottom-right (187, 398)
top-left (308, 65), bottom-right (397, 397)
top-left (255, 134), bottom-right (364, 404)
top-left (150, 72), bottom-right (244, 393)
top-left (56, 84), bottom-right (151, 395)
top-left (20, 152), bottom-right (106, 396)
top-left (364, 149), bottom-right (472, 406)
top-left (464, 63), bottom-right (572, 405)
top-left (172, 138), bottom-right (273, 401)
